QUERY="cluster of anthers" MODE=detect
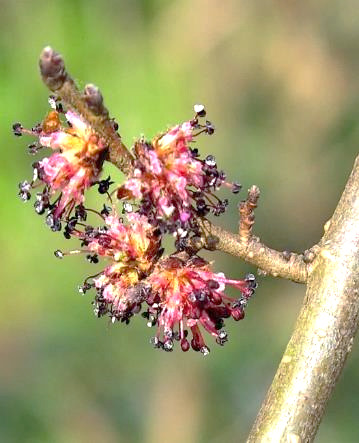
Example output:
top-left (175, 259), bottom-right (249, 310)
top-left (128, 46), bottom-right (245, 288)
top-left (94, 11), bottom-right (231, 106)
top-left (15, 98), bottom-right (257, 355)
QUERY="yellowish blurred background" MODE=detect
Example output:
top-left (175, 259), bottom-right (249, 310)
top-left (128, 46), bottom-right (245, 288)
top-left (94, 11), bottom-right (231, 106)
top-left (1, 1), bottom-right (359, 442)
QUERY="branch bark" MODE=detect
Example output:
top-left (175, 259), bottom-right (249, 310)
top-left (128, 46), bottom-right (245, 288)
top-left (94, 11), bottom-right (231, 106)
top-left (199, 221), bottom-right (308, 284)
top-left (247, 155), bottom-right (359, 442)
top-left (39, 47), bottom-right (134, 175)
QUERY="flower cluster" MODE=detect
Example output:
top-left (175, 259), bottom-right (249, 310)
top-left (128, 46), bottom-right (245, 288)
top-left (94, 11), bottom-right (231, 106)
top-left (16, 99), bottom-right (107, 230)
top-left (117, 107), bottom-right (241, 240)
top-left (59, 206), bottom-right (256, 353)
top-left (145, 256), bottom-right (256, 354)
top-left (73, 209), bottom-right (162, 323)
top-left (16, 101), bottom-right (257, 355)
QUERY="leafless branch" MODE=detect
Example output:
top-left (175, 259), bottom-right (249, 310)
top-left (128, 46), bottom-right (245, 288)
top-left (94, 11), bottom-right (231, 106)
top-left (39, 46), bottom-right (134, 174)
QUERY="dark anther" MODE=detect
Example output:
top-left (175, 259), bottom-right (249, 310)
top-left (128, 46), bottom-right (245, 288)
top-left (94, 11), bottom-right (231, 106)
top-left (67, 217), bottom-right (78, 230)
top-left (63, 218), bottom-right (77, 238)
top-left (78, 282), bottom-right (92, 294)
top-left (205, 121), bottom-right (215, 135)
top-left (98, 176), bottom-right (114, 194)
top-left (190, 147), bottom-right (200, 158)
top-left (34, 197), bottom-right (47, 214)
top-left (196, 199), bottom-right (209, 216)
top-left (12, 122), bottom-right (23, 136)
top-left (175, 236), bottom-right (188, 252)
top-left (193, 290), bottom-right (208, 303)
top-left (205, 155), bottom-right (216, 167)
top-left (27, 144), bottom-right (38, 155)
top-left (194, 104), bottom-right (206, 117)
top-left (232, 182), bottom-right (242, 194)
top-left (34, 192), bottom-right (50, 215)
top-left (150, 337), bottom-right (161, 349)
top-left (32, 161), bottom-right (44, 180)
top-left (86, 254), bottom-right (99, 264)
top-left (48, 95), bottom-right (64, 113)
top-left (85, 225), bottom-right (94, 235)
top-left (245, 273), bottom-right (258, 290)
top-left (75, 204), bottom-right (87, 221)
top-left (34, 200), bottom-right (44, 214)
top-left (214, 318), bottom-right (224, 330)
top-left (46, 213), bottom-right (62, 232)
top-left (18, 181), bottom-right (31, 201)
top-left (100, 204), bottom-right (111, 216)
top-left (54, 249), bottom-right (64, 259)
top-left (200, 345), bottom-right (210, 356)
top-left (163, 340), bottom-right (174, 352)
top-left (32, 124), bottom-right (42, 134)
top-left (218, 170), bottom-right (227, 182)
top-left (216, 330), bottom-right (228, 346)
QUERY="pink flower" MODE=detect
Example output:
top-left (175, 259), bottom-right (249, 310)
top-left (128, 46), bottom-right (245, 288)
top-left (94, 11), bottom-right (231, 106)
top-left (145, 256), bottom-right (257, 354)
top-left (117, 123), bottom-right (202, 219)
top-left (117, 115), bottom-right (234, 238)
top-left (72, 210), bottom-right (162, 322)
top-left (92, 269), bottom-right (148, 322)
top-left (86, 212), bottom-right (161, 274)
top-left (18, 108), bottom-right (107, 229)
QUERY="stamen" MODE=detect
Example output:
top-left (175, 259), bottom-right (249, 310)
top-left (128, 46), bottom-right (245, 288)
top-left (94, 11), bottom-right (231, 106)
top-left (194, 104), bottom-right (206, 117)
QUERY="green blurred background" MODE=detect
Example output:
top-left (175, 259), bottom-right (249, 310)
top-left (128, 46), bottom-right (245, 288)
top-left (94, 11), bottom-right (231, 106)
top-left (1, 1), bottom-right (359, 441)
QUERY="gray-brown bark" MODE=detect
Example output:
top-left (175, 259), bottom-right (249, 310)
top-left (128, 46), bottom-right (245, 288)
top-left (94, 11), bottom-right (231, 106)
top-left (247, 156), bottom-right (359, 442)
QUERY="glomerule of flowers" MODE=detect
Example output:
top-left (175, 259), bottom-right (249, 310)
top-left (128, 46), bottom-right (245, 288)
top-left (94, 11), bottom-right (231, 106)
top-left (145, 256), bottom-right (257, 354)
top-left (16, 99), bottom-right (107, 231)
top-left (71, 209), bottom-right (162, 323)
top-left (16, 101), bottom-right (257, 355)
top-left (117, 109), bottom-right (241, 242)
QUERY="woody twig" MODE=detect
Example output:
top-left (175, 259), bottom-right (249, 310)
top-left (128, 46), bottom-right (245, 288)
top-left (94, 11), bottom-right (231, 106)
top-left (238, 185), bottom-right (260, 245)
top-left (39, 46), bottom-right (134, 174)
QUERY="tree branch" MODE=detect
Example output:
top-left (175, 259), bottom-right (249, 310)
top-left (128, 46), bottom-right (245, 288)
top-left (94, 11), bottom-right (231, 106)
top-left (196, 186), bottom-right (308, 283)
top-left (247, 155), bottom-right (359, 442)
top-left (39, 47), bottom-right (134, 174)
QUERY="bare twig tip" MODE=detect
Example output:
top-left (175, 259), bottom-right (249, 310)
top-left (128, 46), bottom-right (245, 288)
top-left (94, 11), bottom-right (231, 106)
top-left (238, 184), bottom-right (260, 244)
top-left (248, 185), bottom-right (260, 202)
top-left (39, 46), bottom-right (66, 91)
